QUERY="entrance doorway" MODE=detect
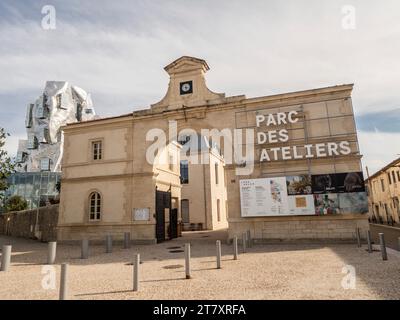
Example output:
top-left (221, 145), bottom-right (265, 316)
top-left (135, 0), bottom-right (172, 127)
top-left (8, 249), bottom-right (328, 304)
top-left (181, 199), bottom-right (189, 223)
top-left (155, 189), bottom-right (179, 243)
top-left (170, 208), bottom-right (178, 239)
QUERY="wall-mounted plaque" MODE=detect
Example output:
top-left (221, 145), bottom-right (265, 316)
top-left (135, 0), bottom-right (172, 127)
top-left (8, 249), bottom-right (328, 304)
top-left (133, 208), bottom-right (150, 221)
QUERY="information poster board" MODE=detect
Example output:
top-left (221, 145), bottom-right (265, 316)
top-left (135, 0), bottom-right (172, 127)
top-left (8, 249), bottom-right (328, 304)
top-left (240, 172), bottom-right (367, 217)
top-left (240, 177), bottom-right (314, 217)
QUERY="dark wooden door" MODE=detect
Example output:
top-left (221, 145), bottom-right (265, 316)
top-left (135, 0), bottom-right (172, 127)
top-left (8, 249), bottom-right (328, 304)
top-left (155, 190), bottom-right (166, 243)
top-left (169, 208), bottom-right (178, 239)
top-left (155, 190), bottom-right (171, 243)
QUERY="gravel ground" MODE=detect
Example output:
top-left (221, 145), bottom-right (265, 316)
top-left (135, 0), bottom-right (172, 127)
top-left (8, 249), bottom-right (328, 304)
top-left (1, 230), bottom-right (400, 300)
top-left (370, 224), bottom-right (400, 251)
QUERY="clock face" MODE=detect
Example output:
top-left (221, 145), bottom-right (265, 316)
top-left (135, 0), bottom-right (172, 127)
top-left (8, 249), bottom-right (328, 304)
top-left (182, 83), bottom-right (191, 92)
top-left (180, 81), bottom-right (193, 95)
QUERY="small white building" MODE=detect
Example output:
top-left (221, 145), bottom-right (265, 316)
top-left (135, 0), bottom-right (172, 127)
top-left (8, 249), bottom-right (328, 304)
top-left (179, 134), bottom-right (228, 231)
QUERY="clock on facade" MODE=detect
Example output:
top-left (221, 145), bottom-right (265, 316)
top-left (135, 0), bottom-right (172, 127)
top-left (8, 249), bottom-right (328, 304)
top-left (180, 81), bottom-right (193, 95)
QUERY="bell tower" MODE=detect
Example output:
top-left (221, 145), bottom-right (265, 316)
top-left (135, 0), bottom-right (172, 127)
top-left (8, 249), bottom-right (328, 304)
top-left (151, 56), bottom-right (225, 111)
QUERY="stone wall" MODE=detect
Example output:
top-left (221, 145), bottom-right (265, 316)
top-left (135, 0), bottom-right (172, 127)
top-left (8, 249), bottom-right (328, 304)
top-left (228, 214), bottom-right (370, 243)
top-left (0, 204), bottom-right (59, 242)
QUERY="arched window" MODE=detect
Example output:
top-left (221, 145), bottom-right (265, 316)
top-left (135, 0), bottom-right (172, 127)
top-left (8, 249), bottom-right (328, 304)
top-left (89, 192), bottom-right (101, 221)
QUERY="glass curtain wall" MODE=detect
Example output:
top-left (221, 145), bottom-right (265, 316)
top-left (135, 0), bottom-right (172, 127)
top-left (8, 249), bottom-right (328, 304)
top-left (4, 172), bottom-right (61, 210)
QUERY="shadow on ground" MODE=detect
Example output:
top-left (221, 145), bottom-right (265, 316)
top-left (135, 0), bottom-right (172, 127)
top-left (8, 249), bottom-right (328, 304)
top-left (1, 229), bottom-right (399, 300)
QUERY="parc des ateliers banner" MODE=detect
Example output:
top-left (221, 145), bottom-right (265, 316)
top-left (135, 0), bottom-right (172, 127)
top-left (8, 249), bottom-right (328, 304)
top-left (239, 111), bottom-right (367, 217)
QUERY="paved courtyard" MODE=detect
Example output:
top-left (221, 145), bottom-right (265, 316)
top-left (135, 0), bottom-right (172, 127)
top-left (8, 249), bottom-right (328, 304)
top-left (370, 224), bottom-right (400, 251)
top-left (1, 230), bottom-right (400, 300)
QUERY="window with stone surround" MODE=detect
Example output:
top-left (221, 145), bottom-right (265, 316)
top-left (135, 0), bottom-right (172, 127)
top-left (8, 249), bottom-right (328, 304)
top-left (89, 192), bottom-right (101, 221)
top-left (92, 141), bottom-right (102, 160)
top-left (215, 163), bottom-right (219, 185)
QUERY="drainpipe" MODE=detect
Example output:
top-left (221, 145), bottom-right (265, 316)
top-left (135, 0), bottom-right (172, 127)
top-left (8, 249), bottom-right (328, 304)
top-left (203, 155), bottom-right (208, 230)
top-left (366, 166), bottom-right (376, 221)
top-left (34, 172), bottom-right (42, 239)
top-left (34, 192), bottom-right (40, 239)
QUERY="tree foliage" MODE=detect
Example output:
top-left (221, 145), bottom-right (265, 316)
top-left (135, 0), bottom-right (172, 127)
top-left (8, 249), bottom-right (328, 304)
top-left (56, 180), bottom-right (61, 193)
top-left (0, 127), bottom-right (17, 199)
top-left (5, 195), bottom-right (28, 212)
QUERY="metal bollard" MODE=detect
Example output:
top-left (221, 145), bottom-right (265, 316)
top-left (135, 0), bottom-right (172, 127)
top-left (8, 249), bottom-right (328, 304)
top-left (47, 242), bottom-right (57, 265)
top-left (233, 236), bottom-right (238, 260)
top-left (379, 233), bottom-right (388, 261)
top-left (185, 243), bottom-right (191, 279)
top-left (216, 240), bottom-right (222, 269)
top-left (106, 235), bottom-right (112, 253)
top-left (59, 263), bottom-right (68, 300)
top-left (0, 245), bottom-right (12, 272)
top-left (247, 230), bottom-right (252, 248)
top-left (242, 232), bottom-right (247, 253)
top-left (133, 253), bottom-right (140, 291)
top-left (356, 228), bottom-right (361, 248)
top-left (81, 239), bottom-right (89, 259)
top-left (366, 230), bottom-right (372, 253)
top-left (124, 232), bottom-right (131, 249)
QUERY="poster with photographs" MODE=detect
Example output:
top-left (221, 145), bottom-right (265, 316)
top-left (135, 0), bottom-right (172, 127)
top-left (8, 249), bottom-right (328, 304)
top-left (311, 172), bottom-right (365, 194)
top-left (335, 172), bottom-right (365, 193)
top-left (311, 174), bottom-right (337, 194)
top-left (338, 192), bottom-right (368, 214)
top-left (240, 172), bottom-right (367, 217)
top-left (313, 193), bottom-right (340, 215)
top-left (288, 195), bottom-right (315, 215)
top-left (286, 175), bottom-right (312, 195)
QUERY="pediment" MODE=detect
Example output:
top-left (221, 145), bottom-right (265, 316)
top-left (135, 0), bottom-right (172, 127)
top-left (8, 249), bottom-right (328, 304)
top-left (164, 56), bottom-right (209, 75)
top-left (152, 56), bottom-right (225, 110)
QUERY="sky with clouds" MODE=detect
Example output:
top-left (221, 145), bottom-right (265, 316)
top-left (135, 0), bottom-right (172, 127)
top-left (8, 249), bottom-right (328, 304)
top-left (0, 0), bottom-right (399, 175)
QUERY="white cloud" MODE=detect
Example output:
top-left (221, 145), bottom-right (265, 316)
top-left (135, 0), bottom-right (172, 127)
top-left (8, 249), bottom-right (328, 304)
top-left (1, 0), bottom-right (400, 166)
top-left (3, 132), bottom-right (24, 158)
top-left (358, 131), bottom-right (400, 176)
top-left (1, 1), bottom-right (400, 114)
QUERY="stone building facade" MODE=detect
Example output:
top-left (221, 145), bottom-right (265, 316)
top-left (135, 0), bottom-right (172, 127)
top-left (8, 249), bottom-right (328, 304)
top-left (365, 157), bottom-right (400, 224)
top-left (180, 143), bottom-right (228, 231)
top-left (58, 56), bottom-right (368, 243)
top-left (58, 116), bottom-right (181, 242)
